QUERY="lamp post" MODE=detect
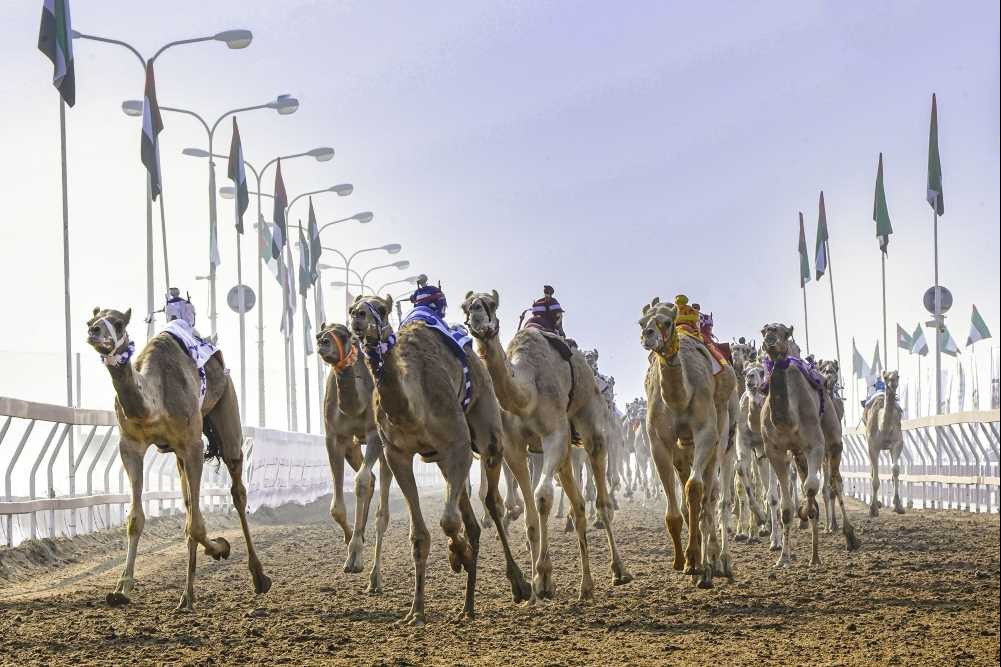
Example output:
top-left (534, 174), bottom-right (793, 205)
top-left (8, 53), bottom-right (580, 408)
top-left (75, 28), bottom-right (253, 340)
top-left (320, 244), bottom-right (403, 320)
top-left (188, 146), bottom-right (333, 428)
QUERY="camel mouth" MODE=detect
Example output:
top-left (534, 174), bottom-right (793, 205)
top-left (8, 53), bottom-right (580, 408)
top-left (86, 333), bottom-right (114, 354)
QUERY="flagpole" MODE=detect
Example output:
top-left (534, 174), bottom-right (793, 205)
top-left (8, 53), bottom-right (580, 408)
top-left (301, 288), bottom-right (311, 433)
top-left (881, 252), bottom-right (888, 370)
top-left (801, 286), bottom-right (810, 355)
top-left (257, 210), bottom-right (266, 428)
top-left (917, 355), bottom-right (922, 418)
top-left (58, 96), bottom-right (76, 532)
top-left (159, 193), bottom-right (171, 290)
top-left (146, 175), bottom-right (155, 340)
top-left (824, 237), bottom-right (842, 371)
top-left (315, 283), bottom-right (326, 429)
top-left (236, 209), bottom-right (247, 424)
top-left (285, 243), bottom-right (299, 431)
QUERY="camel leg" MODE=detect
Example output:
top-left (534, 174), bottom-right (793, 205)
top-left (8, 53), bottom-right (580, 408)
top-left (827, 440), bottom-right (861, 551)
top-left (175, 448), bottom-right (229, 612)
top-left (345, 432), bottom-right (381, 573)
top-left (225, 456), bottom-right (271, 595)
top-left (384, 446), bottom-right (430, 626)
top-left (323, 433), bottom-right (353, 545)
top-left (821, 457), bottom-right (834, 534)
top-left (868, 446), bottom-right (881, 517)
top-left (766, 461), bottom-right (782, 551)
top-left (585, 439), bottom-right (633, 586)
top-left (716, 443), bottom-right (736, 580)
top-left (733, 455), bottom-right (751, 542)
top-left (768, 451), bottom-right (795, 567)
top-left (505, 445), bottom-right (540, 595)
top-left (107, 441), bottom-right (147, 606)
top-left (366, 450), bottom-right (393, 594)
top-left (534, 428), bottom-right (569, 599)
top-left (502, 460), bottom-right (524, 529)
top-left (798, 430), bottom-right (825, 568)
top-left (480, 454), bottom-right (532, 603)
top-left (685, 422), bottom-right (718, 584)
top-left (437, 446), bottom-right (478, 621)
top-left (891, 443), bottom-right (905, 514)
top-left (478, 458), bottom-right (494, 528)
top-left (557, 458), bottom-right (594, 602)
top-left (752, 455), bottom-right (771, 538)
top-left (649, 433), bottom-right (685, 571)
top-left (556, 488), bottom-right (566, 520)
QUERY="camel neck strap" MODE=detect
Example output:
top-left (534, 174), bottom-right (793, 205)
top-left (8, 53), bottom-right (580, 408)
top-left (656, 322), bottom-right (680, 363)
top-left (98, 318), bottom-right (134, 367)
top-left (333, 334), bottom-right (358, 372)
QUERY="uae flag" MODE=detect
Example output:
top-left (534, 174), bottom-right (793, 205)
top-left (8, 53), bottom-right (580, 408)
top-left (940, 326), bottom-right (959, 357)
top-left (38, 0), bottom-right (75, 106)
top-left (227, 117), bottom-right (249, 234)
top-left (872, 152), bottom-right (893, 254)
top-left (966, 305), bottom-right (991, 347)
top-left (851, 338), bottom-right (869, 379)
top-left (911, 324), bottom-right (929, 356)
top-left (797, 212), bottom-right (810, 288)
top-left (297, 226), bottom-right (310, 298)
top-left (871, 342), bottom-right (883, 374)
top-left (272, 159), bottom-right (288, 261)
top-left (815, 191), bottom-right (829, 280)
top-left (927, 93), bottom-right (945, 216)
top-left (896, 324), bottom-right (913, 351)
top-left (140, 63), bottom-right (164, 200)
top-left (307, 198), bottom-right (322, 285)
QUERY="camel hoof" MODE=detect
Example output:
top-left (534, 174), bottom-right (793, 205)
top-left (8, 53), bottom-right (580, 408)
top-left (773, 558), bottom-right (792, 569)
top-left (893, 505), bottom-right (905, 515)
top-left (454, 609), bottom-right (476, 623)
top-left (810, 557), bottom-right (822, 568)
top-left (844, 527), bottom-right (861, 552)
top-left (366, 585), bottom-right (383, 595)
top-left (480, 514), bottom-right (493, 529)
top-left (747, 536), bottom-right (761, 545)
top-left (869, 505), bottom-right (879, 518)
top-left (613, 570), bottom-right (634, 586)
top-left (734, 533), bottom-right (748, 543)
top-left (769, 543), bottom-right (782, 552)
top-left (592, 519), bottom-right (606, 530)
top-left (876, 500), bottom-right (883, 508)
top-left (253, 571), bottom-right (272, 595)
top-left (683, 564), bottom-right (701, 576)
top-left (758, 526), bottom-right (771, 538)
top-left (106, 592), bottom-right (130, 607)
top-left (209, 537), bottom-right (231, 561)
top-left (511, 578), bottom-right (532, 604)
top-left (697, 578), bottom-right (714, 590)
top-left (343, 546), bottom-right (365, 574)
top-left (672, 557), bottom-right (685, 572)
top-left (174, 597), bottom-right (195, 613)
top-left (563, 517), bottom-right (574, 533)
top-left (798, 518), bottom-right (809, 530)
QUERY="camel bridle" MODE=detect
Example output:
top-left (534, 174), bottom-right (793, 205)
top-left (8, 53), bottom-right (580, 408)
top-left (93, 317), bottom-right (134, 367)
top-left (463, 296), bottom-right (498, 341)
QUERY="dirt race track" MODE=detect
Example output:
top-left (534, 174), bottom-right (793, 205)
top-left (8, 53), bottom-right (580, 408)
top-left (2, 491), bottom-right (999, 666)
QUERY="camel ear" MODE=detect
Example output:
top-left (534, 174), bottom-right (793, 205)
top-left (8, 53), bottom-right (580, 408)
top-left (787, 325), bottom-right (794, 337)
top-left (352, 294), bottom-right (364, 305)
top-left (464, 291), bottom-right (473, 302)
top-left (651, 296), bottom-right (660, 306)
top-left (123, 308), bottom-right (132, 326)
top-left (381, 295), bottom-right (393, 313)
top-left (491, 289), bottom-right (499, 307)
top-left (319, 321), bottom-right (326, 331)
top-left (92, 306), bottom-right (101, 317)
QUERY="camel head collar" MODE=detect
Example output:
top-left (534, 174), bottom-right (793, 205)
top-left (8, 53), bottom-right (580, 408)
top-left (349, 294), bottom-right (394, 346)
top-left (743, 361), bottom-right (767, 406)
top-left (639, 297), bottom-right (679, 361)
top-left (882, 369), bottom-right (899, 396)
top-left (87, 307), bottom-right (135, 366)
top-left (760, 322), bottom-right (794, 361)
top-left (461, 290), bottom-right (500, 340)
top-left (316, 322), bottom-right (357, 373)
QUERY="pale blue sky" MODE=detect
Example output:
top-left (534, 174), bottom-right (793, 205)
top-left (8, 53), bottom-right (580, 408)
top-left (1, 1), bottom-right (998, 426)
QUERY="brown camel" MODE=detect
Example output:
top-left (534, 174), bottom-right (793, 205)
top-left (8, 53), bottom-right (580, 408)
top-left (350, 294), bottom-right (530, 625)
top-left (85, 307), bottom-right (270, 610)
top-left (864, 370), bottom-right (905, 516)
top-left (462, 290), bottom-right (633, 601)
top-left (759, 323), bottom-right (859, 569)
top-left (638, 296), bottom-right (738, 588)
top-left (817, 358), bottom-right (845, 531)
top-left (316, 322), bottom-right (393, 592)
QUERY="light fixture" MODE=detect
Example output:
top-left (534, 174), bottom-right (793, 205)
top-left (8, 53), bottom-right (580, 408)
top-left (214, 30), bottom-right (253, 49)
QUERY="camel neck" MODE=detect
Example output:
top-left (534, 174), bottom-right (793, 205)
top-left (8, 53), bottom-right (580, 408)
top-left (333, 360), bottom-right (366, 418)
top-left (767, 360), bottom-right (793, 428)
top-left (476, 333), bottom-right (531, 415)
top-left (369, 345), bottom-right (414, 425)
top-left (107, 360), bottom-right (149, 420)
top-left (657, 353), bottom-right (689, 410)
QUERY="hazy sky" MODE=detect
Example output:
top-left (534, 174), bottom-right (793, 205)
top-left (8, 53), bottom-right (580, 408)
top-left (1, 1), bottom-right (998, 429)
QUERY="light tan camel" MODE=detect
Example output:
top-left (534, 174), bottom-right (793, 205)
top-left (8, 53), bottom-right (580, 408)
top-left (817, 358), bottom-right (845, 531)
top-left (734, 361), bottom-right (770, 543)
top-left (638, 296), bottom-right (738, 588)
top-left (462, 290), bottom-right (632, 601)
top-left (759, 323), bottom-right (859, 568)
top-left (85, 307), bottom-right (270, 610)
top-left (864, 369), bottom-right (905, 516)
top-left (350, 294), bottom-right (530, 625)
top-left (316, 322), bottom-right (393, 592)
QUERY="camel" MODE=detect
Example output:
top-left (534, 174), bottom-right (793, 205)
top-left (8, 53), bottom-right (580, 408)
top-left (733, 361), bottom-right (770, 543)
top-left (584, 349), bottom-right (625, 521)
top-left (85, 306), bottom-right (270, 610)
top-left (350, 293), bottom-right (530, 625)
top-left (462, 289), bottom-right (632, 601)
top-left (758, 323), bottom-right (859, 568)
top-left (817, 358), bottom-right (845, 531)
top-left (638, 295), bottom-right (738, 588)
top-left (624, 399), bottom-right (655, 499)
top-left (316, 322), bottom-right (393, 592)
top-left (864, 370), bottom-right (905, 516)
top-left (477, 458), bottom-right (524, 530)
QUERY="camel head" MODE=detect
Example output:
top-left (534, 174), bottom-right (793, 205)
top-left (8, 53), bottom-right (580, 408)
top-left (818, 359), bottom-right (840, 392)
top-left (638, 297), bottom-right (679, 358)
top-left (316, 321), bottom-right (356, 371)
top-left (760, 322), bottom-right (794, 361)
top-left (349, 294), bottom-right (394, 346)
top-left (743, 361), bottom-right (767, 406)
top-left (583, 348), bottom-right (600, 373)
top-left (461, 290), bottom-right (500, 339)
top-left (86, 307), bottom-right (132, 357)
top-left (731, 336), bottom-right (757, 368)
top-left (882, 369), bottom-right (899, 395)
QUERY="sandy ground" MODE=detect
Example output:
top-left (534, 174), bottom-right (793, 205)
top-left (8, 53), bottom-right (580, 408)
top-left (1, 490), bottom-right (998, 666)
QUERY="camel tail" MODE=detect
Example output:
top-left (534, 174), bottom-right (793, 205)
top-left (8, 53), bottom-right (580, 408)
top-left (203, 413), bottom-right (224, 461)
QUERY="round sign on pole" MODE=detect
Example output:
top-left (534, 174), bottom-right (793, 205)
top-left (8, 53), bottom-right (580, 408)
top-left (227, 284), bottom-right (256, 314)
top-left (922, 285), bottom-right (952, 315)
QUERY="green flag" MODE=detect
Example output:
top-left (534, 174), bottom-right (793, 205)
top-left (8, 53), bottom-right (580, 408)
top-left (871, 341), bottom-right (883, 373)
top-left (852, 337), bottom-right (870, 379)
top-left (966, 305), bottom-right (991, 346)
top-left (927, 93), bottom-right (944, 216)
top-left (911, 324), bottom-right (928, 356)
top-left (798, 212), bottom-right (810, 288)
top-left (815, 191), bottom-right (829, 280)
top-left (896, 324), bottom-right (913, 351)
top-left (940, 325), bottom-right (959, 357)
top-left (37, 0), bottom-right (75, 107)
top-left (873, 152), bottom-right (893, 254)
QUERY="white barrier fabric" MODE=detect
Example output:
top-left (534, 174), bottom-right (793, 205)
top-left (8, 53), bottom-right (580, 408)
top-left (242, 426), bottom-right (335, 513)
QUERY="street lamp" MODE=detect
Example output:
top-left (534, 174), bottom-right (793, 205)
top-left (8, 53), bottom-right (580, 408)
top-left (74, 26), bottom-right (254, 340)
top-left (184, 146), bottom-right (336, 428)
top-left (321, 244), bottom-right (405, 320)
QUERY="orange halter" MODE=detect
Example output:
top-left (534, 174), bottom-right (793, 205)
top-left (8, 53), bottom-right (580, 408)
top-left (332, 332), bottom-right (358, 372)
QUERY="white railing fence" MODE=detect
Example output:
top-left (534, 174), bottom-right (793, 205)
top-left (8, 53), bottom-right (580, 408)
top-left (841, 410), bottom-right (1000, 513)
top-left (0, 396), bottom-right (449, 549)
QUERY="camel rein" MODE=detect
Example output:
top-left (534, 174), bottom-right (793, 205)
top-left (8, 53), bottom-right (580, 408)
top-left (98, 318), bottom-right (135, 367)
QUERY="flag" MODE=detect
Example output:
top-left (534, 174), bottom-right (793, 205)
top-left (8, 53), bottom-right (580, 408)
top-left (940, 325), bottom-right (959, 357)
top-left (911, 324), bottom-right (929, 356)
top-left (297, 226), bottom-right (310, 298)
top-left (38, 0), bottom-right (75, 106)
top-left (871, 342), bottom-right (883, 374)
top-left (815, 192), bottom-right (829, 280)
top-left (307, 198), bottom-right (321, 285)
top-left (957, 359), bottom-right (966, 410)
top-left (873, 152), bottom-right (893, 254)
top-left (798, 212), bottom-right (810, 287)
top-left (927, 93), bottom-right (944, 216)
top-left (966, 305), bottom-right (991, 346)
top-left (272, 159), bottom-right (288, 261)
top-left (258, 214), bottom-right (277, 273)
top-left (304, 309), bottom-right (314, 355)
top-left (852, 338), bottom-right (869, 379)
top-left (896, 324), bottom-right (913, 351)
top-left (227, 117), bottom-right (249, 234)
top-left (140, 63), bottom-right (164, 200)
top-left (315, 281), bottom-right (327, 329)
